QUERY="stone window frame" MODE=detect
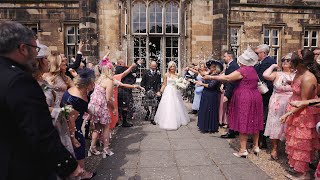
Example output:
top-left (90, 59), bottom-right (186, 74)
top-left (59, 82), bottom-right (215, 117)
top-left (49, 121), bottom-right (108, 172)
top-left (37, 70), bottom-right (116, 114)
top-left (262, 25), bottom-right (284, 61)
top-left (228, 24), bottom-right (242, 57)
top-left (130, 0), bottom-right (181, 76)
top-left (131, 0), bottom-right (180, 35)
top-left (303, 29), bottom-right (318, 48)
top-left (64, 24), bottom-right (80, 64)
top-left (132, 1), bottom-right (147, 34)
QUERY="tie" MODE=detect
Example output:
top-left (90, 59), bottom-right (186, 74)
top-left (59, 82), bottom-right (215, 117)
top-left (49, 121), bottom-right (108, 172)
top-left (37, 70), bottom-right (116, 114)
top-left (151, 70), bottom-right (154, 75)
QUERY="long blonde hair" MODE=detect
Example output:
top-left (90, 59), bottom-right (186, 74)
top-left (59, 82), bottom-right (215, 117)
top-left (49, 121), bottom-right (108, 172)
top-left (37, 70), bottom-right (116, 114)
top-left (45, 53), bottom-right (71, 86)
top-left (95, 64), bottom-right (114, 84)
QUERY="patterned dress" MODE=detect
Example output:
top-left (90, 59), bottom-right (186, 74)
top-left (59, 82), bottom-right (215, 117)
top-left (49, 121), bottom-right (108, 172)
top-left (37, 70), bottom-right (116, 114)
top-left (264, 72), bottom-right (294, 140)
top-left (228, 66), bottom-right (264, 134)
top-left (285, 79), bottom-right (320, 173)
top-left (88, 84), bottom-right (111, 125)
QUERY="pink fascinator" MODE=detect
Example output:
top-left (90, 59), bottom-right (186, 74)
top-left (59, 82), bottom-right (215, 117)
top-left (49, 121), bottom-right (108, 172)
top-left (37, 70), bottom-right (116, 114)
top-left (100, 56), bottom-right (114, 69)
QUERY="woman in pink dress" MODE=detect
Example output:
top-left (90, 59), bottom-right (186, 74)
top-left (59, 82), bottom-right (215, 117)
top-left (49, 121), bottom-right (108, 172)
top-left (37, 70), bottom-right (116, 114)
top-left (263, 53), bottom-right (295, 160)
top-left (88, 61), bottom-right (115, 158)
top-left (204, 47), bottom-right (264, 158)
top-left (280, 50), bottom-right (320, 179)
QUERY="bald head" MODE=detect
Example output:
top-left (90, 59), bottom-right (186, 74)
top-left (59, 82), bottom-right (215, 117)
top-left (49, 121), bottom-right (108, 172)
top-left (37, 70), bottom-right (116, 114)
top-left (117, 59), bottom-right (125, 66)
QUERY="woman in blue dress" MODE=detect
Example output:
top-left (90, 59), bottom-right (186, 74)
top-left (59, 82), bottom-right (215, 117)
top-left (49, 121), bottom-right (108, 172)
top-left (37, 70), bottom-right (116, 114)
top-left (186, 62), bottom-right (208, 114)
top-left (60, 68), bottom-right (96, 179)
top-left (197, 60), bottom-right (223, 133)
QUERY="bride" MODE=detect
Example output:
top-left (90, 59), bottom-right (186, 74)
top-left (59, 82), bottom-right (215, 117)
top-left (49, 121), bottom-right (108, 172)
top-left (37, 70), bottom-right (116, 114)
top-left (154, 61), bottom-right (190, 130)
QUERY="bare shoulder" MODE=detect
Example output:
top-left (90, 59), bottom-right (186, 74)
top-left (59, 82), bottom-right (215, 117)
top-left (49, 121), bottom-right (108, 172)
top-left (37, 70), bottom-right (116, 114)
top-left (301, 72), bottom-right (317, 85)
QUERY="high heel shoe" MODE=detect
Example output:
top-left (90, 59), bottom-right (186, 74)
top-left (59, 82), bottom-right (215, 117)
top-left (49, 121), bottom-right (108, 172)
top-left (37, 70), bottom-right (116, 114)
top-left (251, 146), bottom-right (260, 156)
top-left (102, 148), bottom-right (114, 158)
top-left (88, 146), bottom-right (101, 157)
top-left (233, 150), bottom-right (248, 158)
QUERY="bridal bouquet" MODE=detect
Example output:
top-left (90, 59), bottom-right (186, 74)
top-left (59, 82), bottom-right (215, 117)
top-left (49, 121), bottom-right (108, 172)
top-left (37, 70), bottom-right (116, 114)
top-left (176, 77), bottom-right (189, 90)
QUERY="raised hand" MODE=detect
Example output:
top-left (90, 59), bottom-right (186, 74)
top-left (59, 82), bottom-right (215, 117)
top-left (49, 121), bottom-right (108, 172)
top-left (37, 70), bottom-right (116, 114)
top-left (78, 41), bottom-right (85, 52)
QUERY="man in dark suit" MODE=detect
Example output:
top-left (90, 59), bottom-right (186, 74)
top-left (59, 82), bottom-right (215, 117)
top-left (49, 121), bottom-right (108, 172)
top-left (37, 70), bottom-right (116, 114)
top-left (0, 21), bottom-right (81, 180)
top-left (140, 61), bottom-right (162, 125)
top-left (220, 50), bottom-right (240, 139)
top-left (254, 44), bottom-right (277, 149)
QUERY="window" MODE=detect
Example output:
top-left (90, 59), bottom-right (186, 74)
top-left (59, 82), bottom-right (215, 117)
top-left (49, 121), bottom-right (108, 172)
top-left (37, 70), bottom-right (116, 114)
top-left (24, 24), bottom-right (38, 36)
top-left (65, 25), bottom-right (80, 64)
top-left (230, 27), bottom-right (240, 57)
top-left (165, 2), bottom-right (179, 34)
top-left (304, 30), bottom-right (318, 48)
top-left (133, 36), bottom-right (147, 78)
top-left (131, 1), bottom-right (181, 74)
top-left (165, 37), bottom-right (179, 69)
top-left (132, 2), bottom-right (146, 34)
top-left (149, 2), bottom-right (162, 34)
top-left (264, 28), bottom-right (280, 61)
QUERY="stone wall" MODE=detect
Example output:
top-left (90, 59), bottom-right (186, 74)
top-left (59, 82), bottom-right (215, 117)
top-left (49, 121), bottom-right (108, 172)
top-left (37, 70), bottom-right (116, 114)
top-left (97, 0), bottom-right (122, 63)
top-left (0, 1), bottom-right (79, 53)
top-left (188, 0), bottom-right (215, 64)
top-left (230, 1), bottom-right (320, 58)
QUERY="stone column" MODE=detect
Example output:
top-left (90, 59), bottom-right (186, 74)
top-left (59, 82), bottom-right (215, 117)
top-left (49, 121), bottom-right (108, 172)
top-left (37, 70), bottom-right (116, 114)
top-left (212, 0), bottom-right (229, 59)
top-left (79, 0), bottom-right (98, 63)
top-left (180, 0), bottom-right (186, 72)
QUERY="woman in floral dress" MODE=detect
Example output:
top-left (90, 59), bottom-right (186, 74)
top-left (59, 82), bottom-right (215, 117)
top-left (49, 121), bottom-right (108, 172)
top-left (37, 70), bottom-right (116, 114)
top-left (263, 53), bottom-right (295, 160)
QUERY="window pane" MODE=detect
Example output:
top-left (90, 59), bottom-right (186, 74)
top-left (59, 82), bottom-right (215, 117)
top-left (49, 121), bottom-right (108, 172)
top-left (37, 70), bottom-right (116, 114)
top-left (264, 38), bottom-right (270, 45)
top-left (272, 38), bottom-right (278, 46)
top-left (132, 2), bottom-right (146, 34)
top-left (165, 2), bottom-right (179, 34)
top-left (67, 26), bottom-right (75, 35)
top-left (304, 38), bottom-right (309, 47)
top-left (312, 31), bottom-right (317, 38)
top-left (312, 39), bottom-right (317, 47)
top-left (304, 31), bottom-right (309, 38)
top-left (272, 29), bottom-right (278, 37)
top-left (264, 29), bottom-right (269, 36)
top-left (67, 36), bottom-right (75, 44)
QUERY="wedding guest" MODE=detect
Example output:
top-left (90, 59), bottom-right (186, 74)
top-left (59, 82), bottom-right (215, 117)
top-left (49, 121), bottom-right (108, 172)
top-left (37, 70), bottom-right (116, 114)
top-left (254, 44), bottom-right (277, 149)
top-left (43, 53), bottom-right (74, 106)
top-left (197, 60), bottom-right (222, 133)
top-left (88, 60), bottom-right (115, 158)
top-left (263, 53), bottom-right (295, 160)
top-left (110, 61), bottom-right (138, 130)
top-left (0, 20), bottom-right (81, 180)
top-left (60, 68), bottom-right (96, 179)
top-left (204, 47), bottom-right (264, 158)
top-left (220, 50), bottom-right (240, 138)
top-left (280, 50), bottom-right (320, 179)
top-left (186, 61), bottom-right (207, 114)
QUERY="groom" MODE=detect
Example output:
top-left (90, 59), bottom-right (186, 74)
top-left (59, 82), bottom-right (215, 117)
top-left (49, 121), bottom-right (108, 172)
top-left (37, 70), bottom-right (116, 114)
top-left (141, 61), bottom-right (162, 125)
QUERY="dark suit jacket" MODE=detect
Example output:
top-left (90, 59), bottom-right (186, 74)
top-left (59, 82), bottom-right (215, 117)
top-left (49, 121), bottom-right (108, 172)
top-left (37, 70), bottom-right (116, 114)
top-left (224, 60), bottom-right (240, 99)
top-left (140, 69), bottom-right (162, 92)
top-left (0, 56), bottom-right (77, 180)
top-left (254, 56), bottom-right (277, 93)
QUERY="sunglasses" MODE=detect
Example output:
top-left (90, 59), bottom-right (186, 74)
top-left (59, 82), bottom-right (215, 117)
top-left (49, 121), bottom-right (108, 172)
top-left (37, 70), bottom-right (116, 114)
top-left (281, 59), bottom-right (291, 63)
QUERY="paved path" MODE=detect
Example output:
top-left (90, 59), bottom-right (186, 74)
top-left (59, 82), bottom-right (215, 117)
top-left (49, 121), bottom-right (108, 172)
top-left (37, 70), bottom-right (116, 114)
top-left (92, 109), bottom-right (271, 180)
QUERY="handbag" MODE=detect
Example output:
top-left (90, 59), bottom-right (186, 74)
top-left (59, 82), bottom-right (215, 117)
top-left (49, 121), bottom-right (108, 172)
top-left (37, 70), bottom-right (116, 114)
top-left (257, 76), bottom-right (269, 94)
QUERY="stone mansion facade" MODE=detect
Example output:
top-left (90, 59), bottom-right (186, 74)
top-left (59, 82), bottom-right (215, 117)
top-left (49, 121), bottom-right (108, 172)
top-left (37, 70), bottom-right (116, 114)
top-left (0, 0), bottom-right (319, 75)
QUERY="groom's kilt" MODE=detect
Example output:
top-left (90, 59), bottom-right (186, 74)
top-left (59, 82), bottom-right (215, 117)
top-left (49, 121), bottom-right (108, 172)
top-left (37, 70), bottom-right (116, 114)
top-left (142, 97), bottom-right (158, 107)
top-left (142, 90), bottom-right (159, 107)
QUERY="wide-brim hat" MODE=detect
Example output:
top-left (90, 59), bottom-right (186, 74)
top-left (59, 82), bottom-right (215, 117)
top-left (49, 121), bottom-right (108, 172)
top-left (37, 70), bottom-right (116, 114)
top-left (206, 60), bottom-right (224, 71)
top-left (238, 46), bottom-right (258, 66)
top-left (36, 42), bottom-right (50, 58)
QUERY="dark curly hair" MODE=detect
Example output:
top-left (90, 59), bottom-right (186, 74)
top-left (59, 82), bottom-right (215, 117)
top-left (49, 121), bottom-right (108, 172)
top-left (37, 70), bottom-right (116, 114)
top-left (291, 49), bottom-right (320, 83)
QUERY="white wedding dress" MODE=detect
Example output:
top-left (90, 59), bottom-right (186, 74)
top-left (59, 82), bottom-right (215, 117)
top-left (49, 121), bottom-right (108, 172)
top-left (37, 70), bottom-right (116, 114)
top-left (154, 76), bottom-right (190, 130)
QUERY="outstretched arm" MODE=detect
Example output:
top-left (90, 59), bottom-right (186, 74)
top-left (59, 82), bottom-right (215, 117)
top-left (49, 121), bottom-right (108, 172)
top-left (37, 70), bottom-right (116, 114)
top-left (203, 71), bottom-right (243, 82)
top-left (263, 64), bottom-right (279, 81)
top-left (120, 63), bottom-right (137, 79)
